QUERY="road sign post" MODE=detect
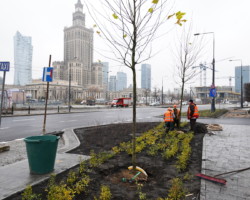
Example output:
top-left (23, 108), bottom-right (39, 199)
top-left (0, 62), bottom-right (10, 127)
top-left (42, 56), bottom-right (53, 134)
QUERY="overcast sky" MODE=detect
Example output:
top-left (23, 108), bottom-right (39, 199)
top-left (0, 0), bottom-right (250, 91)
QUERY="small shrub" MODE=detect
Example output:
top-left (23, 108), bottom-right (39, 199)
top-left (136, 183), bottom-right (147, 200)
top-left (95, 185), bottom-right (112, 200)
top-left (46, 174), bottom-right (75, 200)
top-left (21, 185), bottom-right (41, 200)
top-left (183, 173), bottom-right (193, 181)
top-left (67, 171), bottom-right (77, 186)
top-left (74, 175), bottom-right (90, 194)
top-left (167, 178), bottom-right (186, 200)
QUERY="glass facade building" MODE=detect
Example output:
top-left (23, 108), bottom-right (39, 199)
top-left (116, 72), bottom-right (127, 91)
top-left (141, 64), bottom-right (151, 90)
top-left (235, 66), bottom-right (250, 93)
top-left (14, 31), bottom-right (33, 86)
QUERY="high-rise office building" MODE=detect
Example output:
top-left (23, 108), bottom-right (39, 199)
top-left (64, 0), bottom-right (93, 86)
top-left (102, 62), bottom-right (109, 89)
top-left (116, 72), bottom-right (127, 91)
top-left (141, 64), bottom-right (151, 90)
top-left (109, 76), bottom-right (116, 92)
top-left (235, 66), bottom-right (250, 93)
top-left (14, 31), bottom-right (33, 86)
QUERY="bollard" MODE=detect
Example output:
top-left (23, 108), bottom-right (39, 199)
top-left (58, 106), bottom-right (59, 113)
top-left (12, 105), bottom-right (14, 115)
top-left (28, 106), bottom-right (30, 114)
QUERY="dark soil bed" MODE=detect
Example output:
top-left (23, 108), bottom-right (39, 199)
top-left (6, 122), bottom-right (206, 200)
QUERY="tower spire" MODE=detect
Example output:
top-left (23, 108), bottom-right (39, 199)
top-left (73, 0), bottom-right (85, 26)
top-left (75, 0), bottom-right (83, 12)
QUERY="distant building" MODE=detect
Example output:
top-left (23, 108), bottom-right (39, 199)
top-left (64, 0), bottom-right (94, 87)
top-left (141, 64), bottom-right (151, 90)
top-left (102, 62), bottom-right (109, 87)
top-left (53, 61), bottom-right (66, 80)
top-left (91, 62), bottom-right (103, 86)
top-left (14, 31), bottom-right (33, 86)
top-left (194, 86), bottom-right (239, 104)
top-left (0, 76), bottom-right (3, 84)
top-left (116, 72), bottom-right (127, 91)
top-left (109, 75), bottom-right (116, 92)
top-left (235, 65), bottom-right (250, 93)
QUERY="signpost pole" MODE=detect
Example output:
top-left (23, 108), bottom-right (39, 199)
top-left (42, 55), bottom-right (52, 134)
top-left (0, 71), bottom-right (6, 127)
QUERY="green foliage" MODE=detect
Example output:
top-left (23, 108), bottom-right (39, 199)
top-left (89, 150), bottom-right (114, 168)
top-left (136, 183), bottom-right (147, 200)
top-left (95, 185), bottom-right (112, 200)
top-left (163, 140), bottom-right (179, 160)
top-left (176, 133), bottom-right (193, 171)
top-left (79, 160), bottom-right (87, 175)
top-left (46, 175), bottom-right (75, 200)
top-left (167, 178), bottom-right (186, 200)
top-left (199, 109), bottom-right (228, 118)
top-left (67, 171), bottom-right (77, 186)
top-left (183, 173), bottom-right (193, 181)
top-left (179, 121), bottom-right (188, 128)
top-left (21, 185), bottom-right (41, 200)
top-left (74, 175), bottom-right (90, 194)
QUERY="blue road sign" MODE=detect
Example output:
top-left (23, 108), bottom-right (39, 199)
top-left (0, 62), bottom-right (10, 71)
top-left (42, 67), bottom-right (53, 82)
top-left (209, 88), bottom-right (216, 97)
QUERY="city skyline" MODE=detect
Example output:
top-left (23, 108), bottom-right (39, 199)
top-left (0, 0), bottom-right (250, 91)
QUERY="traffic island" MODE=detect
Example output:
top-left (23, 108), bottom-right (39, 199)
top-left (13, 122), bottom-right (207, 200)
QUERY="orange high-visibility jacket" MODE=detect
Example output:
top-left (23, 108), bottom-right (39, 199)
top-left (164, 111), bottom-right (174, 122)
top-left (187, 103), bottom-right (199, 119)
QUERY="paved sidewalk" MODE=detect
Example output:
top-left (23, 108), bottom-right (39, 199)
top-left (200, 124), bottom-right (250, 200)
top-left (0, 128), bottom-right (88, 200)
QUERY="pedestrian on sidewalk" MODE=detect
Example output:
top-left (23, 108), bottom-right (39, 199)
top-left (164, 107), bottom-right (175, 133)
top-left (173, 105), bottom-right (180, 129)
top-left (187, 100), bottom-right (199, 132)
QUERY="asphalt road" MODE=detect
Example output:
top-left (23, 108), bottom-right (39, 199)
top-left (0, 104), bottom-right (248, 142)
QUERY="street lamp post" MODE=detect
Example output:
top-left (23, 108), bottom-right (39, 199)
top-left (68, 57), bottom-right (77, 112)
top-left (194, 32), bottom-right (216, 112)
top-left (68, 64), bottom-right (72, 112)
top-left (229, 59), bottom-right (243, 108)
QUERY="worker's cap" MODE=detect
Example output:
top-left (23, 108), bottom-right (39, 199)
top-left (168, 107), bottom-right (172, 110)
top-left (173, 105), bottom-right (177, 108)
top-left (189, 99), bottom-right (193, 103)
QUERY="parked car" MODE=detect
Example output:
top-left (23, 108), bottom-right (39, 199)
top-left (149, 102), bottom-right (160, 106)
top-left (243, 101), bottom-right (248, 106)
top-left (182, 101), bottom-right (188, 105)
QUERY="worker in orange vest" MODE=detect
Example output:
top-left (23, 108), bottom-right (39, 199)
top-left (164, 107), bottom-right (175, 132)
top-left (187, 99), bottom-right (199, 131)
top-left (173, 105), bottom-right (180, 128)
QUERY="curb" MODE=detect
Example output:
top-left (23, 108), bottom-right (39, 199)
top-left (58, 128), bottom-right (81, 153)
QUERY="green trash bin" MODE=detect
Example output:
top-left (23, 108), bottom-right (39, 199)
top-left (24, 135), bottom-right (60, 174)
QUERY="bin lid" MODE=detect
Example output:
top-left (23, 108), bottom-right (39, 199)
top-left (24, 135), bottom-right (59, 143)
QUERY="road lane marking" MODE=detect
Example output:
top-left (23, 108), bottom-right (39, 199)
top-left (0, 127), bottom-right (9, 130)
top-left (13, 119), bottom-right (35, 122)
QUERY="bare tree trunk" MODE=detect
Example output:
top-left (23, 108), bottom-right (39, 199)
top-left (132, 67), bottom-right (137, 169)
top-left (179, 79), bottom-right (185, 122)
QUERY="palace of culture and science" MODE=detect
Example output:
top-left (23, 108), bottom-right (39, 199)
top-left (53, 0), bottom-right (103, 88)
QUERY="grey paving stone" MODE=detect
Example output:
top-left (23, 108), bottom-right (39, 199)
top-left (200, 124), bottom-right (250, 200)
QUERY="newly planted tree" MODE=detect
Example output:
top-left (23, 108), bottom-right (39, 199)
top-left (85, 0), bottom-right (186, 169)
top-left (173, 24), bottom-right (204, 120)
